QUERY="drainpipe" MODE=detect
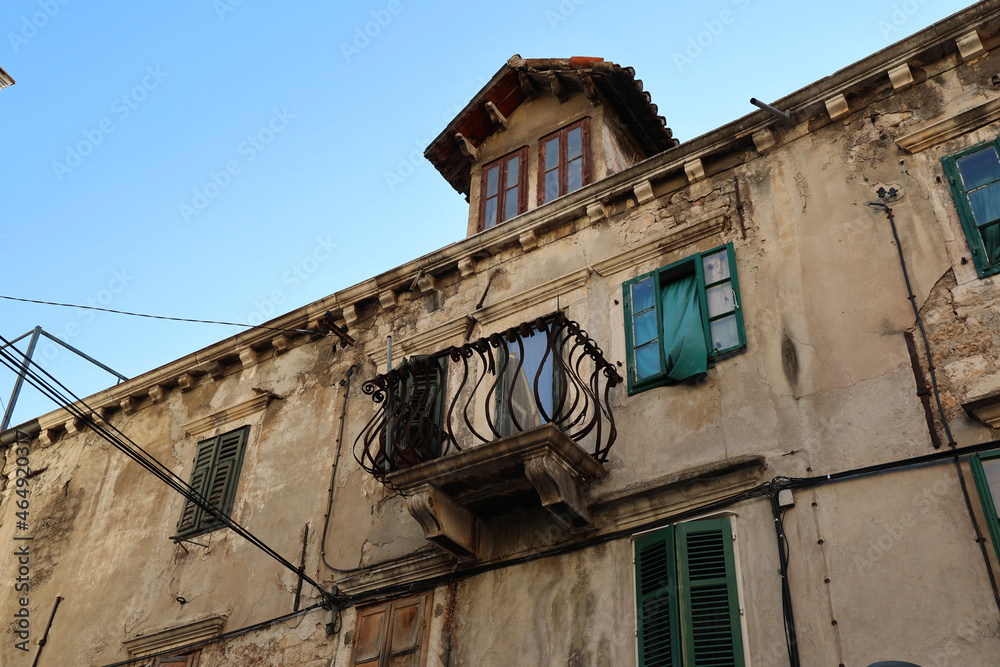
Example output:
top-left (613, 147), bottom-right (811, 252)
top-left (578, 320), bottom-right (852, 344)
top-left (869, 199), bottom-right (1000, 615)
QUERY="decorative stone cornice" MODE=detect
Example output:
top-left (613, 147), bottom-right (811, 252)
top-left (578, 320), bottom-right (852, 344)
top-left (591, 214), bottom-right (728, 278)
top-left (183, 394), bottom-right (271, 437)
top-left (897, 96), bottom-right (1000, 153)
top-left (123, 614), bottom-right (227, 658)
top-left (474, 269), bottom-right (591, 327)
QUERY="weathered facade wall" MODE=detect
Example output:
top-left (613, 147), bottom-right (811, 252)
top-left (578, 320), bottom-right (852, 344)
top-left (6, 3), bottom-right (1000, 666)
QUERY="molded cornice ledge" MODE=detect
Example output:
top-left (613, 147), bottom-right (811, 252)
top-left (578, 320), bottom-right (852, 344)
top-left (897, 96), bottom-right (1000, 153)
top-left (123, 614), bottom-right (227, 658)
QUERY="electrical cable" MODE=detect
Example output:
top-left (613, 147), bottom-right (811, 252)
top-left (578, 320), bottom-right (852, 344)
top-left (769, 488), bottom-right (800, 667)
top-left (0, 334), bottom-right (343, 609)
top-left (868, 199), bottom-right (1000, 616)
top-left (0, 294), bottom-right (313, 336)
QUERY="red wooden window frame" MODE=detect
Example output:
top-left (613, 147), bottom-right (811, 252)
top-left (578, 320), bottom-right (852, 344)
top-left (479, 147), bottom-right (528, 231)
top-left (351, 592), bottom-right (432, 667)
top-left (538, 118), bottom-right (590, 205)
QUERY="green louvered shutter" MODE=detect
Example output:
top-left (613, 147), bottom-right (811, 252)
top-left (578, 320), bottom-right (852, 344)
top-left (635, 528), bottom-right (680, 666)
top-left (176, 426), bottom-right (249, 537)
top-left (176, 436), bottom-right (218, 535)
top-left (676, 519), bottom-right (744, 667)
top-left (201, 426), bottom-right (249, 532)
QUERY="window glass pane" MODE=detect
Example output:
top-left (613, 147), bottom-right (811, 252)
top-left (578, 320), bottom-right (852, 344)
top-left (502, 335), bottom-right (554, 434)
top-left (982, 457), bottom-right (1000, 517)
top-left (633, 309), bottom-right (658, 346)
top-left (504, 186), bottom-right (519, 220)
top-left (634, 341), bottom-right (660, 380)
top-left (483, 197), bottom-right (497, 230)
top-left (631, 276), bottom-right (655, 312)
top-left (506, 156), bottom-right (519, 187)
top-left (567, 158), bottom-right (583, 193)
top-left (706, 282), bottom-right (735, 318)
top-left (958, 147), bottom-right (1000, 191)
top-left (486, 165), bottom-right (499, 197)
top-left (567, 126), bottom-right (582, 159)
top-left (545, 170), bottom-right (559, 202)
top-left (545, 138), bottom-right (560, 170)
top-left (702, 250), bottom-right (731, 284)
top-left (710, 315), bottom-right (740, 352)
top-left (968, 182), bottom-right (1000, 227)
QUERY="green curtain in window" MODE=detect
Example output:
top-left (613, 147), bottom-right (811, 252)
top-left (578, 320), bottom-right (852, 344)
top-left (661, 275), bottom-right (708, 381)
top-left (983, 222), bottom-right (1000, 266)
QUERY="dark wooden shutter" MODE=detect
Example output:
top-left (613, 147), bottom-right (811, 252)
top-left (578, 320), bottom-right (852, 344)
top-left (176, 426), bottom-right (249, 536)
top-left (384, 594), bottom-right (427, 666)
top-left (353, 604), bottom-right (388, 667)
top-left (391, 357), bottom-right (446, 468)
top-left (200, 426), bottom-right (249, 532)
top-left (635, 528), bottom-right (680, 667)
top-left (676, 519), bottom-right (744, 667)
top-left (351, 592), bottom-right (429, 667)
top-left (176, 437), bottom-right (218, 535)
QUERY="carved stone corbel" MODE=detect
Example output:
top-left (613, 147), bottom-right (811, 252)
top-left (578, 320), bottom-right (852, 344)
top-left (524, 454), bottom-right (594, 529)
top-left (406, 485), bottom-right (481, 558)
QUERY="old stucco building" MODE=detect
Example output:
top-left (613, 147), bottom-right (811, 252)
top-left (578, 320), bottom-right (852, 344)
top-left (8, 2), bottom-right (1000, 665)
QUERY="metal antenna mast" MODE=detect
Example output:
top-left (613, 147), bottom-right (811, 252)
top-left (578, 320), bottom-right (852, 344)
top-left (0, 326), bottom-right (128, 430)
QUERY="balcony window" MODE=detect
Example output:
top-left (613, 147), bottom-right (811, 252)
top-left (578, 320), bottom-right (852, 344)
top-left (356, 311), bottom-right (620, 481)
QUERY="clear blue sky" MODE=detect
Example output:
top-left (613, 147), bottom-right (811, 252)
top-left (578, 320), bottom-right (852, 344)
top-left (0, 0), bottom-right (975, 425)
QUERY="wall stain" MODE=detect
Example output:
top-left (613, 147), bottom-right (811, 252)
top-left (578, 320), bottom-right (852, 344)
top-left (782, 333), bottom-right (800, 392)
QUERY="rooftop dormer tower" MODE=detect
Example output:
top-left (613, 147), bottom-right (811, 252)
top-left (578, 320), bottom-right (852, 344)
top-left (425, 56), bottom-right (678, 238)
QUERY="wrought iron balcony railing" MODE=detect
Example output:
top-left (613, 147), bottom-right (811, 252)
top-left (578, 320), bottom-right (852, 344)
top-left (355, 311), bottom-right (622, 483)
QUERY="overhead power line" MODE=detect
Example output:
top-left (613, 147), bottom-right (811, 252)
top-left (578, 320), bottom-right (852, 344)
top-left (0, 294), bottom-right (313, 336)
top-left (0, 334), bottom-right (342, 608)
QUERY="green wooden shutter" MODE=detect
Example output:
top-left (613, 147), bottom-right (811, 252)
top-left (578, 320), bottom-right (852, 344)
top-left (390, 356), bottom-right (446, 468)
top-left (200, 426), bottom-right (249, 531)
top-left (176, 426), bottom-right (249, 537)
top-left (676, 519), bottom-right (744, 667)
top-left (635, 528), bottom-right (681, 667)
top-left (176, 436), bottom-right (218, 535)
